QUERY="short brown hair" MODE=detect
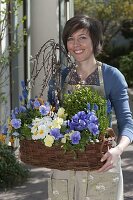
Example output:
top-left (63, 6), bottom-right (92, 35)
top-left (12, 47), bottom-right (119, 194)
top-left (62, 15), bottom-right (103, 56)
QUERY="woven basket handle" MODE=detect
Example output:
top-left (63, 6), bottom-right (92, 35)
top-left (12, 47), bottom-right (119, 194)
top-left (100, 128), bottom-right (116, 155)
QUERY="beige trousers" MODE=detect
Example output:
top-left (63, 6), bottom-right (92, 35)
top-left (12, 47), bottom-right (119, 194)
top-left (48, 157), bottom-right (123, 200)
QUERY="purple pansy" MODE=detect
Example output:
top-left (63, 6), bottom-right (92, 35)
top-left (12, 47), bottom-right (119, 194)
top-left (34, 99), bottom-right (41, 108)
top-left (68, 111), bottom-right (88, 131)
top-left (70, 131), bottom-right (81, 144)
top-left (87, 123), bottom-right (99, 135)
top-left (39, 103), bottom-right (50, 116)
top-left (50, 128), bottom-right (63, 140)
top-left (19, 105), bottom-right (27, 113)
top-left (88, 114), bottom-right (98, 124)
top-left (11, 118), bottom-right (21, 129)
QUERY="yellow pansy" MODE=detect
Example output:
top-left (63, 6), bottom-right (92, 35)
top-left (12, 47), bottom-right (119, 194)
top-left (51, 117), bottom-right (63, 129)
top-left (44, 135), bottom-right (54, 147)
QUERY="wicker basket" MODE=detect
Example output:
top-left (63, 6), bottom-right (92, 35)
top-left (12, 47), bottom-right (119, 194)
top-left (20, 139), bottom-right (112, 171)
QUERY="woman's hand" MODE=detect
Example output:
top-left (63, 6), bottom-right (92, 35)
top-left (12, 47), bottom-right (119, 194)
top-left (97, 145), bottom-right (123, 172)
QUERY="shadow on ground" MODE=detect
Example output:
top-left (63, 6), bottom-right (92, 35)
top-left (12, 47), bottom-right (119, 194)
top-left (0, 166), bottom-right (51, 200)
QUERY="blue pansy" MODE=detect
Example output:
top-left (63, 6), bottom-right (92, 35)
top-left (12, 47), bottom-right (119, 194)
top-left (19, 106), bottom-right (27, 113)
top-left (87, 123), bottom-right (99, 135)
top-left (50, 128), bottom-right (63, 140)
top-left (39, 103), bottom-right (51, 116)
top-left (34, 99), bottom-right (41, 108)
top-left (70, 131), bottom-right (81, 144)
top-left (89, 114), bottom-right (98, 124)
top-left (11, 118), bottom-right (21, 129)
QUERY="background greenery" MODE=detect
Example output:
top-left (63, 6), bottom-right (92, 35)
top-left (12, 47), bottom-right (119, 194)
top-left (0, 142), bottom-right (29, 190)
top-left (74, 0), bottom-right (133, 87)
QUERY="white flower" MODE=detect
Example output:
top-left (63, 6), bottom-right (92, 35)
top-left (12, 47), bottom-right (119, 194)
top-left (51, 117), bottom-right (64, 129)
top-left (44, 135), bottom-right (55, 147)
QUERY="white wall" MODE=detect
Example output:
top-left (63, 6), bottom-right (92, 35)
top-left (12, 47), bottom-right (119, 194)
top-left (29, 0), bottom-right (59, 99)
top-left (30, 0), bottom-right (59, 56)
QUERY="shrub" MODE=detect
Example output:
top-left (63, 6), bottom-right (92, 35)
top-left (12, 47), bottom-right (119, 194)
top-left (0, 142), bottom-right (29, 190)
top-left (119, 51), bottom-right (133, 87)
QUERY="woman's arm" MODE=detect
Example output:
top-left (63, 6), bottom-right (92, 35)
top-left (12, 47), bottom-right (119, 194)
top-left (99, 64), bottom-right (133, 172)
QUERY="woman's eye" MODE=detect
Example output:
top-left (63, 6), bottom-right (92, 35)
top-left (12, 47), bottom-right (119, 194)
top-left (67, 37), bottom-right (73, 42)
top-left (79, 36), bottom-right (87, 40)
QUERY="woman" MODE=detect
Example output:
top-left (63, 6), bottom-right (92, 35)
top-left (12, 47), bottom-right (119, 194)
top-left (48, 15), bottom-right (133, 200)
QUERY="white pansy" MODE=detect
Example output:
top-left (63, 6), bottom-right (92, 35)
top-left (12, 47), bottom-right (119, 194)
top-left (51, 117), bottom-right (64, 129)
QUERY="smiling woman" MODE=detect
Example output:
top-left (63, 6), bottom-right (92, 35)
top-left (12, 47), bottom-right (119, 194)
top-left (47, 15), bottom-right (133, 200)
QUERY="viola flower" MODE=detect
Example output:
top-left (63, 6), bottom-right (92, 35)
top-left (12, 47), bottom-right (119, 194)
top-left (39, 104), bottom-right (50, 116)
top-left (50, 128), bottom-right (63, 140)
top-left (68, 111), bottom-right (87, 131)
top-left (51, 117), bottom-right (63, 129)
top-left (57, 107), bottom-right (67, 119)
top-left (87, 123), bottom-right (99, 135)
top-left (19, 105), bottom-right (27, 113)
top-left (34, 99), bottom-right (41, 108)
top-left (44, 135), bottom-right (55, 147)
top-left (88, 114), bottom-right (98, 124)
top-left (70, 131), bottom-right (81, 144)
top-left (11, 118), bottom-right (21, 129)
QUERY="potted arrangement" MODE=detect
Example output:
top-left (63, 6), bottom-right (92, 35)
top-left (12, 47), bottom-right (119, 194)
top-left (6, 81), bottom-right (115, 171)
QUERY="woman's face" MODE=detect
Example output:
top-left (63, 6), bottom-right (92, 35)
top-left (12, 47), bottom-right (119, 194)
top-left (67, 29), bottom-right (94, 63)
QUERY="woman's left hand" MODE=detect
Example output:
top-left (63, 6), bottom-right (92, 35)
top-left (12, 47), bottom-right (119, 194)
top-left (97, 145), bottom-right (123, 172)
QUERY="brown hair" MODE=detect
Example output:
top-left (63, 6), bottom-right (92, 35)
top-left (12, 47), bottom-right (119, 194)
top-left (62, 15), bottom-right (103, 56)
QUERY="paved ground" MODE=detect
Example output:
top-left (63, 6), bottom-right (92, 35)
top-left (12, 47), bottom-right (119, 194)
top-left (0, 89), bottom-right (133, 200)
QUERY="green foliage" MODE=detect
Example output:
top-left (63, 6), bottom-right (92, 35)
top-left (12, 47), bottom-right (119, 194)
top-left (74, 0), bottom-right (133, 82)
top-left (74, 0), bottom-right (133, 45)
top-left (63, 86), bottom-right (110, 133)
top-left (0, 0), bottom-right (27, 90)
top-left (0, 142), bottom-right (29, 190)
top-left (119, 52), bottom-right (133, 87)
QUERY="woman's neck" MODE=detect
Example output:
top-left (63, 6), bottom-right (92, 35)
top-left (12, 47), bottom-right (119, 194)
top-left (76, 59), bottom-right (98, 81)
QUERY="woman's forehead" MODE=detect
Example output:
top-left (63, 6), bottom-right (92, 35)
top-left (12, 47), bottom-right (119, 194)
top-left (69, 28), bottom-right (89, 37)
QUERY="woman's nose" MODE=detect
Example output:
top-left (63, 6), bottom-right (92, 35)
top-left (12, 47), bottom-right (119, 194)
top-left (73, 38), bottom-right (80, 46)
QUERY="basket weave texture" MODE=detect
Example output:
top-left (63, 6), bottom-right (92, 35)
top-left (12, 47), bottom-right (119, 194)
top-left (20, 139), bottom-right (111, 171)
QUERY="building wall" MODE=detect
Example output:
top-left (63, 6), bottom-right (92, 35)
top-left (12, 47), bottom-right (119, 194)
top-left (29, 0), bottom-right (74, 100)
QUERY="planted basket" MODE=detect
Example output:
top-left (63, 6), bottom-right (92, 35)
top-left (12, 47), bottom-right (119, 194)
top-left (20, 139), bottom-right (112, 171)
